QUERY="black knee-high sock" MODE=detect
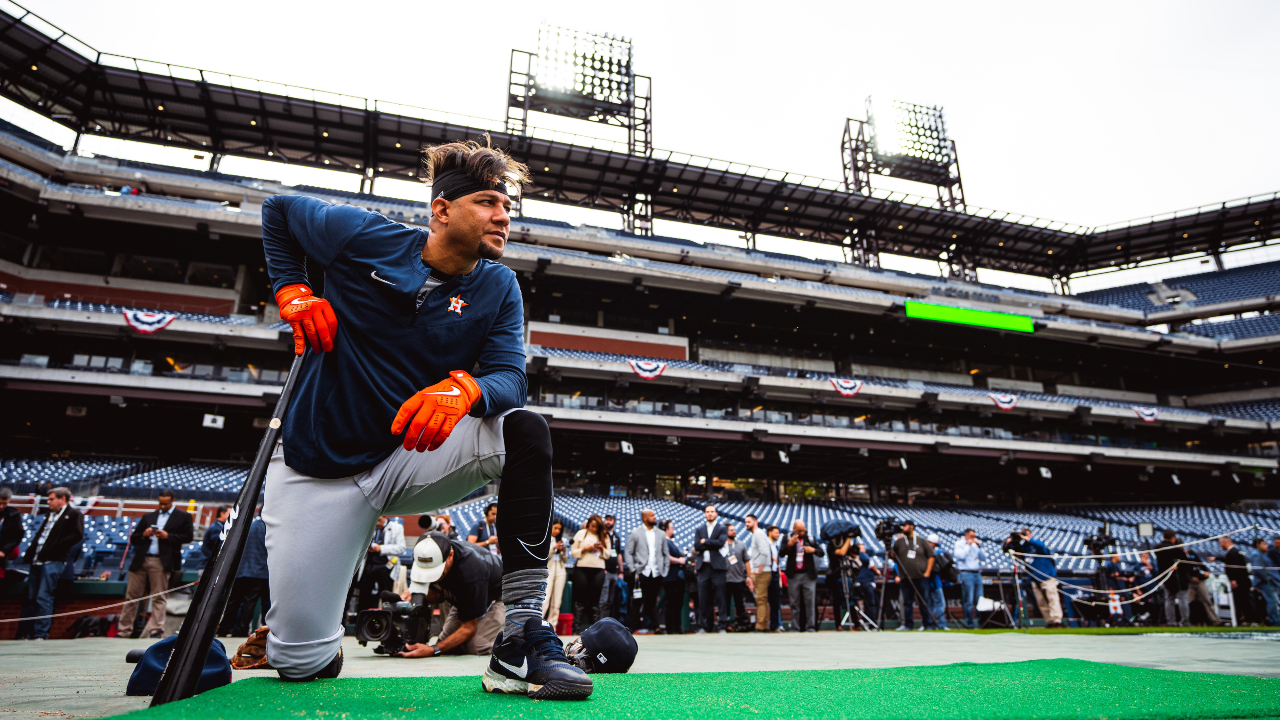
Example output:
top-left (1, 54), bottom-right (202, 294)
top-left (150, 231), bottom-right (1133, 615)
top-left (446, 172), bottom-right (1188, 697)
top-left (497, 410), bottom-right (553, 627)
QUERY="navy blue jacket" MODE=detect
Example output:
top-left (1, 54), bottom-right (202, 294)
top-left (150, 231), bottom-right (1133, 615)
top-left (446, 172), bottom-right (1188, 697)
top-left (262, 196), bottom-right (528, 478)
top-left (1022, 538), bottom-right (1057, 580)
top-left (236, 518), bottom-right (269, 580)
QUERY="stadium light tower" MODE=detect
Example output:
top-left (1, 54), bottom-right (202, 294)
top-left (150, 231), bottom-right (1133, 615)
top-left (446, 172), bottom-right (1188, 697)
top-left (507, 25), bottom-right (654, 233)
top-left (842, 97), bottom-right (969, 276)
top-left (843, 97), bottom-right (965, 209)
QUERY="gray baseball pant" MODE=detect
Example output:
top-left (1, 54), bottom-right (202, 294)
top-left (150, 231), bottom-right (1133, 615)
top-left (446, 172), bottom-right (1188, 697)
top-left (263, 411), bottom-right (513, 678)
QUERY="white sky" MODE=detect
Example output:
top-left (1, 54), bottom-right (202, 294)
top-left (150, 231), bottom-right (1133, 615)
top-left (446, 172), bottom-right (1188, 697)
top-left (3, 0), bottom-right (1278, 293)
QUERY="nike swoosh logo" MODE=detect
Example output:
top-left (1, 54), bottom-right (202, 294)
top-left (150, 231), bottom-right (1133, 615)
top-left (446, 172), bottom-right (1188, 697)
top-left (425, 388), bottom-right (461, 396)
top-left (497, 657), bottom-right (528, 678)
top-left (370, 271), bottom-right (395, 286)
top-left (289, 298), bottom-right (311, 305)
top-left (518, 515), bottom-right (552, 561)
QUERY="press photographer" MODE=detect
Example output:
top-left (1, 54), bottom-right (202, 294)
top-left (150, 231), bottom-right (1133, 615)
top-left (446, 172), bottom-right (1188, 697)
top-left (376, 531), bottom-right (505, 658)
top-left (889, 520), bottom-right (939, 631)
top-left (819, 519), bottom-right (862, 630)
top-left (1003, 528), bottom-right (1063, 628)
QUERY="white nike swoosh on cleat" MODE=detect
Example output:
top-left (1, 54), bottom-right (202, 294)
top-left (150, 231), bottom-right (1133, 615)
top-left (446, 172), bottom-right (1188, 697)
top-left (370, 270), bottom-right (395, 286)
top-left (497, 657), bottom-right (528, 678)
top-left (425, 388), bottom-right (462, 396)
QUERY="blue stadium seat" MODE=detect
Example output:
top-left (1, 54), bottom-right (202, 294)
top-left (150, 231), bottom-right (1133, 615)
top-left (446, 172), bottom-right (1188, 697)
top-left (1180, 313), bottom-right (1280, 341)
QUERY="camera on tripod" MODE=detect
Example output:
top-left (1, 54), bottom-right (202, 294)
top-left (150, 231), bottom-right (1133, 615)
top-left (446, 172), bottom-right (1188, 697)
top-left (355, 590), bottom-right (429, 656)
top-left (873, 517), bottom-right (898, 545)
top-left (1083, 522), bottom-right (1116, 556)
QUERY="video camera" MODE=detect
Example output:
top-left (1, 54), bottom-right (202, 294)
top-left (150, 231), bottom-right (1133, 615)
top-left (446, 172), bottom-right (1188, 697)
top-left (355, 591), bottom-right (430, 656)
top-left (873, 517), bottom-right (899, 545)
top-left (1083, 522), bottom-right (1116, 556)
top-left (818, 518), bottom-right (862, 544)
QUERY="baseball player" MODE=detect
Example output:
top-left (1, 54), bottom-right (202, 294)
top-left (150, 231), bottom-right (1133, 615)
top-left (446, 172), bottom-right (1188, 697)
top-left (255, 140), bottom-right (590, 699)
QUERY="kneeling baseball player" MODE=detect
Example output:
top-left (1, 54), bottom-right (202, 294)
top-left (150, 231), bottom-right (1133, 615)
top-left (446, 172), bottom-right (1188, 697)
top-left (255, 140), bottom-right (590, 699)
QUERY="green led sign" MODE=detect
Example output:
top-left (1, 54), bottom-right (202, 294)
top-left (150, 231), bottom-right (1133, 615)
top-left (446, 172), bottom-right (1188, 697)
top-left (904, 301), bottom-right (1035, 333)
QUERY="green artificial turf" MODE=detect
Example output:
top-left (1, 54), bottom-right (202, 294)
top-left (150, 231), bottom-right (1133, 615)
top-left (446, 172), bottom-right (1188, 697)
top-left (112, 659), bottom-right (1280, 720)
top-left (930, 626), bottom-right (1280, 636)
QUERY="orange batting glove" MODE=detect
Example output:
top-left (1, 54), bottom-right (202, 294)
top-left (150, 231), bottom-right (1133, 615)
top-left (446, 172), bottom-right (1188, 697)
top-left (275, 284), bottom-right (338, 355)
top-left (390, 371), bottom-right (483, 452)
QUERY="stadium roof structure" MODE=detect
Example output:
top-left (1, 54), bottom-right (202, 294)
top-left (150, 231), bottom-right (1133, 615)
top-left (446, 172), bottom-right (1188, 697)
top-left (0, 3), bottom-right (1275, 280)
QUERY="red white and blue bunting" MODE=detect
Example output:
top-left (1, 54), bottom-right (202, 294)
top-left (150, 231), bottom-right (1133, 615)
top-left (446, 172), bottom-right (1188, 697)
top-left (627, 359), bottom-right (668, 380)
top-left (830, 378), bottom-right (863, 398)
top-left (989, 393), bottom-right (1019, 411)
top-left (122, 310), bottom-right (177, 334)
top-left (1133, 407), bottom-right (1159, 423)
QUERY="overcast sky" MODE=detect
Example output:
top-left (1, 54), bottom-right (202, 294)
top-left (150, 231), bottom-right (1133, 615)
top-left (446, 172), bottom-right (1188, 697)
top-left (3, 0), bottom-right (1278, 292)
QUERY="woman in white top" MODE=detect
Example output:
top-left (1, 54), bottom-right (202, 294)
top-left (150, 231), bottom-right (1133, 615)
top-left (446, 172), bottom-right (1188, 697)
top-left (542, 520), bottom-right (568, 630)
top-left (570, 514), bottom-right (612, 633)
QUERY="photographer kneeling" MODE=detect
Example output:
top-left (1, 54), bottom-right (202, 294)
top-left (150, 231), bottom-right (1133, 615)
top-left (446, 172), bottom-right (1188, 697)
top-left (396, 531), bottom-right (505, 658)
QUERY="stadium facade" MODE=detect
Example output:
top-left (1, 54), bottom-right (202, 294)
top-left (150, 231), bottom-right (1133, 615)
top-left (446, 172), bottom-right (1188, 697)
top-left (0, 2), bottom-right (1278, 595)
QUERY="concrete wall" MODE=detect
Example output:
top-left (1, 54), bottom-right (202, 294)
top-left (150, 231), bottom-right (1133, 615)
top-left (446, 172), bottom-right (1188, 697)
top-left (1050, 383), bottom-right (1158, 404)
top-left (845, 362), bottom-right (974, 386)
top-left (985, 377), bottom-right (1046, 393)
top-left (526, 320), bottom-right (689, 360)
top-left (1184, 384), bottom-right (1280, 407)
top-left (698, 347), bottom-right (835, 373)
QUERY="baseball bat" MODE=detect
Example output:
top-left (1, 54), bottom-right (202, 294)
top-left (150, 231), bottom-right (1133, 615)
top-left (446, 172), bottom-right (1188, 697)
top-left (151, 352), bottom-right (305, 706)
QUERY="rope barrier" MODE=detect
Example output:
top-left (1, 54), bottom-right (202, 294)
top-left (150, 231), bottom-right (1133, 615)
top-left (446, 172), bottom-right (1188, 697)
top-left (1007, 524), bottom-right (1261, 560)
top-left (0, 580), bottom-right (199, 623)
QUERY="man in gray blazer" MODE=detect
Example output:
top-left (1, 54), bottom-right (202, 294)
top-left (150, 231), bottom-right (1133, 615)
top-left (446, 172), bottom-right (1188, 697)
top-left (624, 508), bottom-right (669, 633)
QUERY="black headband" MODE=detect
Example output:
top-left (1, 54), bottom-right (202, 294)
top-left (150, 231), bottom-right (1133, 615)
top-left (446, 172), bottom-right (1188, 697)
top-left (432, 169), bottom-right (511, 202)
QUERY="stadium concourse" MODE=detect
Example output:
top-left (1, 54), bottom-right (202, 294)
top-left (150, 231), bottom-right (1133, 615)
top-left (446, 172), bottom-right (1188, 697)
top-left (0, 3), bottom-right (1279, 718)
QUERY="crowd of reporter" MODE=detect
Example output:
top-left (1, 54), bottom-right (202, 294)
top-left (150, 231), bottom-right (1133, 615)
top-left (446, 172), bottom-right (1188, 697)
top-left (3, 488), bottom-right (1279, 642)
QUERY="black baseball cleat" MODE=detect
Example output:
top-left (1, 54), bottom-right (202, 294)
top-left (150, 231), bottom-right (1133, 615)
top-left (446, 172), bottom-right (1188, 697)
top-left (483, 618), bottom-right (592, 700)
top-left (279, 649), bottom-right (342, 682)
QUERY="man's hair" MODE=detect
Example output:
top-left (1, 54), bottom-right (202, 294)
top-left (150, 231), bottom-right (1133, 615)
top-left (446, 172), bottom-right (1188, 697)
top-left (215, 505), bottom-right (230, 516)
top-left (484, 502), bottom-right (498, 516)
top-left (0, 487), bottom-right (11, 501)
top-left (745, 513), bottom-right (758, 521)
top-left (1163, 529), bottom-right (1177, 540)
top-left (640, 508), bottom-right (654, 519)
top-left (605, 514), bottom-right (615, 520)
top-left (421, 137), bottom-right (531, 193)
top-left (659, 519), bottom-right (672, 531)
top-left (157, 488), bottom-right (175, 500)
top-left (963, 528), bottom-right (975, 535)
top-left (50, 486), bottom-right (72, 501)
top-left (702, 505), bottom-right (715, 513)
top-left (902, 519), bottom-right (915, 527)
top-left (1019, 528), bottom-right (1031, 536)
top-left (766, 525), bottom-right (779, 533)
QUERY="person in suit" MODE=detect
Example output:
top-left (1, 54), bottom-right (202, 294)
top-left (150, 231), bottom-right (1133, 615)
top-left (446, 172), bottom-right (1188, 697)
top-left (117, 489), bottom-right (194, 639)
top-left (358, 516), bottom-right (406, 611)
top-left (219, 513), bottom-right (272, 636)
top-left (1154, 529), bottom-right (1193, 627)
top-left (692, 504), bottom-right (729, 634)
top-left (1218, 536), bottom-right (1255, 625)
top-left (785, 519), bottom-right (825, 632)
top-left (200, 506), bottom-right (231, 571)
top-left (0, 487), bottom-right (24, 582)
top-left (624, 508), bottom-right (669, 633)
top-left (19, 487), bottom-right (84, 640)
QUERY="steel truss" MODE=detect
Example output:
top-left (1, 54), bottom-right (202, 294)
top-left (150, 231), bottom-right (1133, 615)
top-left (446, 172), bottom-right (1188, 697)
top-left (0, 3), bottom-right (1275, 279)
